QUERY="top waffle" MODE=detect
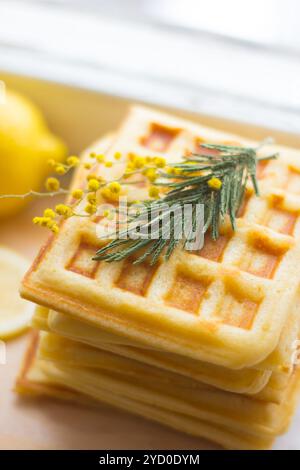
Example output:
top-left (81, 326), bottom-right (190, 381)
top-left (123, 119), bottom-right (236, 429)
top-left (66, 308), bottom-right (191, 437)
top-left (21, 106), bottom-right (300, 369)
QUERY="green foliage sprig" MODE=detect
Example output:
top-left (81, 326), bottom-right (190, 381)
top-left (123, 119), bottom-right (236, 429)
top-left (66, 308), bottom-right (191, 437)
top-left (94, 142), bottom-right (278, 265)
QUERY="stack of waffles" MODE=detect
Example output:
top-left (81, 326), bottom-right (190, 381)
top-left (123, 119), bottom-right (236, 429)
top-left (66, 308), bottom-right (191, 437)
top-left (17, 106), bottom-right (300, 449)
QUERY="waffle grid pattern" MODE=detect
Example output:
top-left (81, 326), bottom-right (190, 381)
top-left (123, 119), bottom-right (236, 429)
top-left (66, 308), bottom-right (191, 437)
top-left (23, 106), bottom-right (300, 368)
top-left (65, 113), bottom-right (300, 329)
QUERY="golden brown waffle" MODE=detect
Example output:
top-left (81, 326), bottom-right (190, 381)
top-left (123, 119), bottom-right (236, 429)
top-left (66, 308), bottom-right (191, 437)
top-left (21, 106), bottom-right (300, 370)
top-left (14, 336), bottom-right (261, 450)
top-left (16, 332), bottom-right (300, 450)
top-left (33, 306), bottom-right (271, 395)
top-left (36, 332), bottom-right (300, 438)
top-left (40, 311), bottom-right (296, 403)
top-left (15, 331), bottom-right (97, 407)
top-left (34, 307), bottom-right (298, 403)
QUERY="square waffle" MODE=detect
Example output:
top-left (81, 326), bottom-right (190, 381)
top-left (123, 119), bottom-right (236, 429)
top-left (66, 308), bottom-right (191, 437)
top-left (21, 106), bottom-right (300, 370)
top-left (33, 306), bottom-right (271, 395)
top-left (16, 332), bottom-right (300, 450)
top-left (33, 307), bottom-right (297, 404)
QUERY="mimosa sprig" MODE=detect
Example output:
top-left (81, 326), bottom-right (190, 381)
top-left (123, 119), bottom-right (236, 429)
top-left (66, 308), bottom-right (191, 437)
top-left (0, 141), bottom-right (278, 264)
top-left (94, 143), bottom-right (278, 265)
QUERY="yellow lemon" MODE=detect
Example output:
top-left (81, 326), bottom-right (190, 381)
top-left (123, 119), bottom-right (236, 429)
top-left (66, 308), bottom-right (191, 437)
top-left (0, 246), bottom-right (34, 340)
top-left (0, 89), bottom-right (67, 218)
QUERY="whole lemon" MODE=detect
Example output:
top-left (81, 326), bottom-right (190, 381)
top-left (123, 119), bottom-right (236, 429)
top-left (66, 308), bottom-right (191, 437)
top-left (0, 89), bottom-right (67, 218)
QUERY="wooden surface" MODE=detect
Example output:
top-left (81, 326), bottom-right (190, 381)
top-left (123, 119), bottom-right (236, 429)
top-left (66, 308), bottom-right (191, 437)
top-left (0, 199), bottom-right (299, 450)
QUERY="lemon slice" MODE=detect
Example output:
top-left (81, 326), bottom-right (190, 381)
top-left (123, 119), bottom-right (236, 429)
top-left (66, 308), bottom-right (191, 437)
top-left (0, 247), bottom-right (34, 339)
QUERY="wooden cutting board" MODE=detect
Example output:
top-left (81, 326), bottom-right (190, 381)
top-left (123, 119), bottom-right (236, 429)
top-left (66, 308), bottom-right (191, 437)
top-left (0, 199), bottom-right (299, 450)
